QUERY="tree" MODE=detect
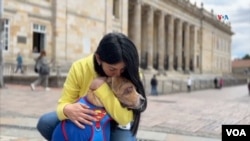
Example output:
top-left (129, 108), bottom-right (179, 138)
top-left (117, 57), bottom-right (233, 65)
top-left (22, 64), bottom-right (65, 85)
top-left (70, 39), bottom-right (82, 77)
top-left (242, 54), bottom-right (250, 60)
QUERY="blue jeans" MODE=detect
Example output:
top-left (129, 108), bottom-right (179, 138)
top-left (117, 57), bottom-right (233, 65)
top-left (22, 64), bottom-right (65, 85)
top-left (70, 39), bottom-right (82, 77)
top-left (151, 86), bottom-right (158, 95)
top-left (15, 64), bottom-right (23, 73)
top-left (37, 111), bottom-right (136, 141)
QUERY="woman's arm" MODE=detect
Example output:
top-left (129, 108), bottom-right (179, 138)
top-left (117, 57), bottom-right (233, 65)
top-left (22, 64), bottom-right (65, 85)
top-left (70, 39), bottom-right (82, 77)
top-left (56, 62), bottom-right (97, 128)
top-left (92, 82), bottom-right (133, 126)
top-left (57, 60), bottom-right (133, 126)
top-left (56, 62), bottom-right (83, 120)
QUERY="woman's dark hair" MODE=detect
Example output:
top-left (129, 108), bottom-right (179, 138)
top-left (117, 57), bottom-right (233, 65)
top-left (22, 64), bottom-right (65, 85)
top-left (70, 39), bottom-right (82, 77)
top-left (38, 50), bottom-right (46, 60)
top-left (94, 32), bottom-right (147, 135)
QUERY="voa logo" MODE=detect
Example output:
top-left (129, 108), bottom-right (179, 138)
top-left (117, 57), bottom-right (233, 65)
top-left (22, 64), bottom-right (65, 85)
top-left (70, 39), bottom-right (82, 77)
top-left (217, 14), bottom-right (229, 21)
top-left (226, 129), bottom-right (246, 136)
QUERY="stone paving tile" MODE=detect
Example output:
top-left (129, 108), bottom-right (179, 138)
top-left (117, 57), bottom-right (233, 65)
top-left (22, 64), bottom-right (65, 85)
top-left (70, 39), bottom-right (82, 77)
top-left (0, 117), bottom-right (38, 129)
top-left (0, 127), bottom-right (44, 141)
top-left (137, 131), bottom-right (167, 141)
top-left (141, 84), bottom-right (250, 138)
top-left (0, 136), bottom-right (18, 141)
top-left (0, 84), bottom-right (61, 118)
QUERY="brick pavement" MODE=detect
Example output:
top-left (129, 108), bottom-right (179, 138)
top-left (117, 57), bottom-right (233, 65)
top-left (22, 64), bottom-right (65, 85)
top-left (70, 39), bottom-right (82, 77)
top-left (1, 83), bottom-right (249, 140)
top-left (139, 84), bottom-right (250, 139)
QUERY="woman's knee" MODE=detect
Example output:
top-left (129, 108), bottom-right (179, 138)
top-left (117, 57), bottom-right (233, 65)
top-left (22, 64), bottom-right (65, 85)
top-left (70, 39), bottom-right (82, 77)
top-left (37, 112), bottom-right (59, 140)
top-left (37, 112), bottom-right (59, 132)
top-left (37, 114), bottom-right (49, 131)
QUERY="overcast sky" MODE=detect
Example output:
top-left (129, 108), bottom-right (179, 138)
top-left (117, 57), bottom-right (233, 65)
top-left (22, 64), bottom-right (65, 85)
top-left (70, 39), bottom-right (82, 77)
top-left (189, 0), bottom-right (250, 59)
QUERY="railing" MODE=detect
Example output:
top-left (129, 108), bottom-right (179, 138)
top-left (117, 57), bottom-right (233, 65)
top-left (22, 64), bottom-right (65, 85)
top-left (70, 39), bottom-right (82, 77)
top-left (3, 62), bottom-right (70, 75)
top-left (3, 62), bottom-right (38, 75)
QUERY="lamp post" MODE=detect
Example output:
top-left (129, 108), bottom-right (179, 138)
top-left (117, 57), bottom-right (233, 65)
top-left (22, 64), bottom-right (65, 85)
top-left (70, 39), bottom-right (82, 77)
top-left (0, 0), bottom-right (4, 88)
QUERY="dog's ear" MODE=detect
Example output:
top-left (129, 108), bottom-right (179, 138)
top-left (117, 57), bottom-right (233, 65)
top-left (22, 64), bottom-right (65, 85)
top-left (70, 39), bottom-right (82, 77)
top-left (106, 77), bottom-right (112, 87)
top-left (107, 77), bottom-right (120, 91)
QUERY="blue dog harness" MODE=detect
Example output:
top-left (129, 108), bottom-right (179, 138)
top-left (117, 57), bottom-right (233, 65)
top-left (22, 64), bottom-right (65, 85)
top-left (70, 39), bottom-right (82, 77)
top-left (52, 97), bottom-right (112, 141)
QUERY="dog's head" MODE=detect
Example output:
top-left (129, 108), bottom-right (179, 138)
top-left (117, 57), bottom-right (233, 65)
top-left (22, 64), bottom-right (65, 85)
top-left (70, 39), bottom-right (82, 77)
top-left (107, 77), bottom-right (145, 110)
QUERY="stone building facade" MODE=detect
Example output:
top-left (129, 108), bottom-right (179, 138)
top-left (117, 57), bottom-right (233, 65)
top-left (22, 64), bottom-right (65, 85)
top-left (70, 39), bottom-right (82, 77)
top-left (1, 0), bottom-right (233, 74)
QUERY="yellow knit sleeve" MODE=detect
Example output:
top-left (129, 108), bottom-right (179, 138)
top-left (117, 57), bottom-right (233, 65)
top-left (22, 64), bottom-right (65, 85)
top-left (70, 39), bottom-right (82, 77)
top-left (94, 83), bottom-right (133, 125)
top-left (56, 63), bottom-right (81, 120)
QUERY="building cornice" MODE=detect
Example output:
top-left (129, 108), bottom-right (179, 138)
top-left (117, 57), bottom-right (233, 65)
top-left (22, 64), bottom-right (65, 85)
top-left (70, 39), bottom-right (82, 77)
top-left (164, 0), bottom-right (234, 35)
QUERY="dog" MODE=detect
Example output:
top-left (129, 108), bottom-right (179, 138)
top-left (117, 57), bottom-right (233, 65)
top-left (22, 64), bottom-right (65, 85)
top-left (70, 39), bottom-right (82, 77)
top-left (52, 76), bottom-right (145, 141)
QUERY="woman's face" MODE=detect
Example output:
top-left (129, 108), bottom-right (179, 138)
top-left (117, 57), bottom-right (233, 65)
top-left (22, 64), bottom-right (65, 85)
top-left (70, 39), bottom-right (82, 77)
top-left (101, 61), bottom-right (125, 77)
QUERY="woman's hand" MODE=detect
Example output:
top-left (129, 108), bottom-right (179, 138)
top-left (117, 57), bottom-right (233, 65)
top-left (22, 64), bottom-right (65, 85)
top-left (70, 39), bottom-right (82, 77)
top-left (63, 77), bottom-right (107, 128)
top-left (63, 103), bottom-right (97, 129)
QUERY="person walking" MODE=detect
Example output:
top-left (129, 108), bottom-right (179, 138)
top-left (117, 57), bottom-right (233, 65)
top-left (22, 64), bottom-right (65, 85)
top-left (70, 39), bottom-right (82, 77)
top-left (219, 78), bottom-right (224, 89)
top-left (248, 83), bottom-right (250, 96)
top-left (187, 77), bottom-right (192, 92)
top-left (30, 50), bottom-right (50, 91)
top-left (36, 32), bottom-right (147, 141)
top-left (14, 52), bottom-right (24, 73)
top-left (150, 74), bottom-right (158, 95)
top-left (214, 77), bottom-right (218, 89)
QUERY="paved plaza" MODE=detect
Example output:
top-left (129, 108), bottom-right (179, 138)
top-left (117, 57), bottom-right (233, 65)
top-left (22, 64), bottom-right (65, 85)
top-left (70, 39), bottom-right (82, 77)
top-left (0, 83), bottom-right (249, 141)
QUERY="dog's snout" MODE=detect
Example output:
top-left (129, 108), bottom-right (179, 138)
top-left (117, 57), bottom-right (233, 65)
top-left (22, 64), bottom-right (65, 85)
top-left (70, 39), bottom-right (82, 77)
top-left (138, 95), bottom-right (145, 108)
top-left (140, 97), bottom-right (145, 104)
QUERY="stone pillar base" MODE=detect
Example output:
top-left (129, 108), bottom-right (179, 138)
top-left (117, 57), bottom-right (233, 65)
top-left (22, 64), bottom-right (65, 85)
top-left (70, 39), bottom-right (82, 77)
top-left (144, 66), bottom-right (157, 74)
top-left (177, 67), bottom-right (183, 72)
top-left (184, 69), bottom-right (190, 74)
top-left (157, 69), bottom-right (167, 76)
top-left (168, 67), bottom-right (174, 72)
top-left (194, 68), bottom-right (200, 74)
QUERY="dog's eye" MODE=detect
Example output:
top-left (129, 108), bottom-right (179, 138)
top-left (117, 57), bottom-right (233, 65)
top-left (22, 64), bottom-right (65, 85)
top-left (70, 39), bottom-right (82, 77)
top-left (123, 86), bottom-right (133, 95)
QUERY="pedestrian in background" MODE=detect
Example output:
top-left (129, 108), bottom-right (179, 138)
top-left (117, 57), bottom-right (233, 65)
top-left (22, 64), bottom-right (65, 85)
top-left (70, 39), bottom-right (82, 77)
top-left (219, 78), bottom-right (224, 89)
top-left (213, 77), bottom-right (218, 89)
top-left (30, 50), bottom-right (51, 91)
top-left (187, 77), bottom-right (192, 92)
top-left (15, 52), bottom-right (24, 74)
top-left (150, 74), bottom-right (158, 95)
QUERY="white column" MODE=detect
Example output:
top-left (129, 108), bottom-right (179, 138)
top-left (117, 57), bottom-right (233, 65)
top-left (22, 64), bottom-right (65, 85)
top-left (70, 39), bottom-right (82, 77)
top-left (184, 23), bottom-right (190, 72)
top-left (167, 15), bottom-right (174, 71)
top-left (158, 11), bottom-right (165, 72)
top-left (176, 19), bottom-right (183, 72)
top-left (129, 0), bottom-right (141, 62)
top-left (146, 6), bottom-right (154, 70)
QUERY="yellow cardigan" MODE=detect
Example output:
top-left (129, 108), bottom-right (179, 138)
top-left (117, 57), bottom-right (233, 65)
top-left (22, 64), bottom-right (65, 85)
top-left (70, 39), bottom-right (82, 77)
top-left (56, 54), bottom-right (133, 125)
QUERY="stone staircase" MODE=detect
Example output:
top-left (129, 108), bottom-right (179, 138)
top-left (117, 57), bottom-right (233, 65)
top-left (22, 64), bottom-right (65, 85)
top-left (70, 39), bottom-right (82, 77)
top-left (141, 70), bottom-right (246, 95)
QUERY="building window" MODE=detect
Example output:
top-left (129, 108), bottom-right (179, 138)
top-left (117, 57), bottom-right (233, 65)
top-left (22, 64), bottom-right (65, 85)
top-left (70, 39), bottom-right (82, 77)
top-left (113, 0), bottom-right (120, 19)
top-left (33, 24), bottom-right (46, 32)
top-left (32, 24), bottom-right (46, 53)
top-left (2, 19), bottom-right (10, 51)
